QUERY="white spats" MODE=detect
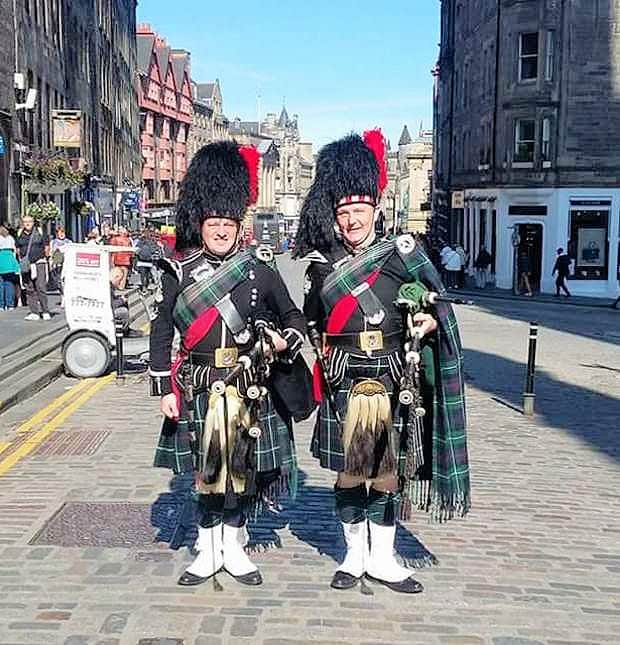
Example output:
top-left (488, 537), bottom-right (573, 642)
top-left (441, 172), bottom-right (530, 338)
top-left (336, 521), bottom-right (367, 578)
top-left (366, 522), bottom-right (412, 583)
top-left (222, 524), bottom-right (258, 577)
top-left (186, 525), bottom-right (224, 578)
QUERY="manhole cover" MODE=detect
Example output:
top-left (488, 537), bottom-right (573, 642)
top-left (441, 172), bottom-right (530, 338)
top-left (32, 430), bottom-right (110, 458)
top-left (30, 502), bottom-right (156, 547)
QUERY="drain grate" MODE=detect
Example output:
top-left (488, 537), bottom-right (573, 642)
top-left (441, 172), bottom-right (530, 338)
top-left (30, 502), bottom-right (156, 547)
top-left (32, 430), bottom-right (110, 458)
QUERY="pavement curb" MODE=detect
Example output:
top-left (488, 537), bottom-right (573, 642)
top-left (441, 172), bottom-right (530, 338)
top-left (0, 292), bottom-right (149, 416)
top-left (454, 288), bottom-right (618, 309)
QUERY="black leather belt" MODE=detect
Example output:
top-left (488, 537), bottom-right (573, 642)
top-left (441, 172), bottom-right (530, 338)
top-left (325, 330), bottom-right (402, 352)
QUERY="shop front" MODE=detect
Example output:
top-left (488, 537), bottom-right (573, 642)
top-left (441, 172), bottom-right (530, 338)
top-left (466, 187), bottom-right (620, 299)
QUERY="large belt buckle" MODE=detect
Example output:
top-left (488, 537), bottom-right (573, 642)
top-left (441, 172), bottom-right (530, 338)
top-left (215, 347), bottom-right (238, 368)
top-left (359, 330), bottom-right (383, 352)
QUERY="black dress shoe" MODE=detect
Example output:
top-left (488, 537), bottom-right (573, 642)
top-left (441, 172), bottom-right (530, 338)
top-left (330, 570), bottom-right (360, 590)
top-left (365, 574), bottom-right (424, 594)
top-left (178, 570), bottom-right (216, 586)
top-left (230, 569), bottom-right (263, 586)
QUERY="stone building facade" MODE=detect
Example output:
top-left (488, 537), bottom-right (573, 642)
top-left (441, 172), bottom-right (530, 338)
top-left (435, 0), bottom-right (620, 298)
top-left (8, 0), bottom-right (140, 235)
top-left (0, 0), bottom-right (14, 224)
top-left (137, 24), bottom-right (192, 212)
top-left (186, 79), bottom-right (231, 165)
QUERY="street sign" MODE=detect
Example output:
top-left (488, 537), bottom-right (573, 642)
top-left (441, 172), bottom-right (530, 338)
top-left (0, 134), bottom-right (5, 156)
top-left (121, 191), bottom-right (140, 209)
top-left (52, 110), bottom-right (82, 148)
top-left (451, 191), bottom-right (464, 209)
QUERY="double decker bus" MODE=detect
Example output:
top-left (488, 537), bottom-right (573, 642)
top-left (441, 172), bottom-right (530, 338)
top-left (252, 211), bottom-right (284, 253)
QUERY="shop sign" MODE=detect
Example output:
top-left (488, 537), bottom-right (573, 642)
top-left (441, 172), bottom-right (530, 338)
top-left (52, 110), bottom-right (81, 148)
top-left (451, 191), bottom-right (464, 209)
top-left (0, 134), bottom-right (5, 157)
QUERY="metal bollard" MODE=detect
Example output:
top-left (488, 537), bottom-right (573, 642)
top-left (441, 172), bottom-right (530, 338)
top-left (522, 321), bottom-right (538, 415)
top-left (115, 320), bottom-right (125, 382)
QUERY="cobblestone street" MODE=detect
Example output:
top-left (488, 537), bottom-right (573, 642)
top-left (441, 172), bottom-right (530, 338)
top-left (0, 257), bottom-right (618, 645)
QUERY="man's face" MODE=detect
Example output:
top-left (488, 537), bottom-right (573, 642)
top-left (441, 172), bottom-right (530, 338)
top-left (335, 203), bottom-right (375, 248)
top-left (22, 216), bottom-right (34, 232)
top-left (201, 217), bottom-right (239, 256)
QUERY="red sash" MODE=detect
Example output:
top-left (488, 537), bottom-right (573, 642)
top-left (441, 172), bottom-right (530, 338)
top-left (312, 269), bottom-right (380, 402)
top-left (170, 306), bottom-right (220, 415)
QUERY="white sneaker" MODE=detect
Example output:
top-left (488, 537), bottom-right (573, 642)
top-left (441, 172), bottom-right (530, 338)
top-left (24, 313), bottom-right (41, 321)
top-left (41, 312), bottom-right (51, 320)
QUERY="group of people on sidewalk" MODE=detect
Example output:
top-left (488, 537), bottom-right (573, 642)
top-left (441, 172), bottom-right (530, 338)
top-left (149, 133), bottom-right (471, 594)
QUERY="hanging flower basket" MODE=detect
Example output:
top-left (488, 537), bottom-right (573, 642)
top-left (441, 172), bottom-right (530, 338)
top-left (27, 201), bottom-right (62, 222)
top-left (24, 153), bottom-right (86, 188)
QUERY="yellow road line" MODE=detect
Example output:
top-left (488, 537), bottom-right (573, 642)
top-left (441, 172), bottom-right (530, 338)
top-left (0, 374), bottom-right (114, 478)
top-left (0, 442), bottom-right (10, 456)
top-left (16, 378), bottom-right (94, 434)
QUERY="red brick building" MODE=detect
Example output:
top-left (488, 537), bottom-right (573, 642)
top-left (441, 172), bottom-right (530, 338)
top-left (136, 24), bottom-right (192, 210)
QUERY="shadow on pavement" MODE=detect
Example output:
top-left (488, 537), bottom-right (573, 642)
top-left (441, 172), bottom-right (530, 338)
top-left (150, 469), bottom-right (437, 567)
top-left (468, 297), bottom-right (620, 348)
top-left (466, 348), bottom-right (620, 463)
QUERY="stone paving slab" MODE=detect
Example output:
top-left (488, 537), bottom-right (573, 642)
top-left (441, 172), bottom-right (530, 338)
top-left (0, 297), bottom-right (618, 644)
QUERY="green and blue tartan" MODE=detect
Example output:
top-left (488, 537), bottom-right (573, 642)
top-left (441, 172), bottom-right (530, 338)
top-left (320, 238), bottom-right (471, 521)
top-left (153, 371), bottom-right (297, 477)
top-left (172, 249), bottom-right (256, 335)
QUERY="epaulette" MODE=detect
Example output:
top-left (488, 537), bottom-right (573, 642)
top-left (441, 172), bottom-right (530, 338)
top-left (156, 257), bottom-right (182, 282)
top-left (301, 250), bottom-right (329, 263)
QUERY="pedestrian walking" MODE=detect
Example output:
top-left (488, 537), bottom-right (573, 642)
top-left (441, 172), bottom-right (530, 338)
top-left (294, 129), bottom-right (470, 594)
top-left (50, 226), bottom-right (71, 298)
top-left (0, 225), bottom-right (20, 310)
top-left (518, 248), bottom-right (534, 296)
top-left (474, 246), bottom-right (492, 289)
top-left (109, 226), bottom-right (133, 289)
top-left (455, 244), bottom-right (468, 288)
top-left (135, 229), bottom-right (160, 291)
top-left (552, 247), bottom-right (572, 297)
top-left (149, 142), bottom-right (314, 587)
top-left (15, 215), bottom-right (51, 320)
top-left (445, 245), bottom-right (462, 288)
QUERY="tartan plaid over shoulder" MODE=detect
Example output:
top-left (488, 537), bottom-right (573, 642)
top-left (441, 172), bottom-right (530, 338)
top-left (172, 248), bottom-right (256, 335)
top-left (321, 237), bottom-right (471, 521)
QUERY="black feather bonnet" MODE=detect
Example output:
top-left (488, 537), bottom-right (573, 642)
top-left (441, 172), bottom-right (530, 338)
top-left (294, 130), bottom-right (387, 258)
top-left (174, 141), bottom-right (260, 252)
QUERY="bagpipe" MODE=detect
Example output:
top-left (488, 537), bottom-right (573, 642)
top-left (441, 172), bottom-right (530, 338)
top-left (395, 282), bottom-right (472, 486)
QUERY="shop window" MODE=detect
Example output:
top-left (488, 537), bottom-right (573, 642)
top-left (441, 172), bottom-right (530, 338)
top-left (568, 205), bottom-right (609, 280)
top-left (519, 33), bottom-right (538, 81)
top-left (514, 119), bottom-right (535, 163)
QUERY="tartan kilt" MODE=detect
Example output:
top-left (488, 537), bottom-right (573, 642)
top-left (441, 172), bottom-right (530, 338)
top-left (311, 349), bottom-right (433, 476)
top-left (154, 364), bottom-right (297, 480)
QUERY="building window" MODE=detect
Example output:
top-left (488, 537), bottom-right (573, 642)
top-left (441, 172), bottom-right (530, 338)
top-left (541, 117), bottom-right (551, 162)
top-left (519, 33), bottom-right (538, 82)
top-left (514, 119), bottom-right (535, 163)
top-left (545, 31), bottom-right (554, 81)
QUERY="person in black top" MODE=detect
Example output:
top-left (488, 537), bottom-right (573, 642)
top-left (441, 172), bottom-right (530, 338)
top-left (552, 247), bottom-right (572, 297)
top-left (149, 142), bottom-right (313, 588)
top-left (15, 214), bottom-right (51, 320)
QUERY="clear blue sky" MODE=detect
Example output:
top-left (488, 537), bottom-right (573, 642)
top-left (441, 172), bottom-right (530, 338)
top-left (137, 1), bottom-right (440, 149)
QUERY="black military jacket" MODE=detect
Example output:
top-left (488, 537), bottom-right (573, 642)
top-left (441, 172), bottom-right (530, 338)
top-left (149, 246), bottom-right (306, 397)
top-left (303, 239), bottom-right (419, 339)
